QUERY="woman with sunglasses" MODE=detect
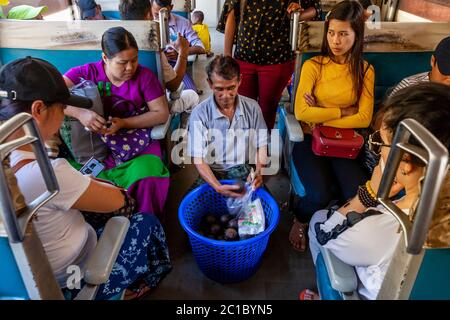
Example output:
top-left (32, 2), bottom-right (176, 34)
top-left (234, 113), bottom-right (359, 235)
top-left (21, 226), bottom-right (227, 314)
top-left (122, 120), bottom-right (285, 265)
top-left (303, 82), bottom-right (450, 300)
top-left (290, 0), bottom-right (375, 252)
top-left (0, 57), bottom-right (171, 300)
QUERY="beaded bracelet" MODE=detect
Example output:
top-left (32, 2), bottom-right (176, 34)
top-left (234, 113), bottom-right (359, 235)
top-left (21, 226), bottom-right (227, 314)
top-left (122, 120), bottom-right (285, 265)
top-left (357, 181), bottom-right (379, 208)
top-left (366, 180), bottom-right (377, 199)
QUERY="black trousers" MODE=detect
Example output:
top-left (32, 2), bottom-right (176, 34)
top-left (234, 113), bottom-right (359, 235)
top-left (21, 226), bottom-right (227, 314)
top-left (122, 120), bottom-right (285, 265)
top-left (292, 135), bottom-right (368, 223)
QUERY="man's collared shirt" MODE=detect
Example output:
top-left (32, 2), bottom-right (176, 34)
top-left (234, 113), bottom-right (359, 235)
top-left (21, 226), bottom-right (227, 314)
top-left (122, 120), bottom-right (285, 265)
top-left (389, 72), bottom-right (430, 97)
top-left (169, 13), bottom-right (204, 49)
top-left (187, 95), bottom-right (268, 172)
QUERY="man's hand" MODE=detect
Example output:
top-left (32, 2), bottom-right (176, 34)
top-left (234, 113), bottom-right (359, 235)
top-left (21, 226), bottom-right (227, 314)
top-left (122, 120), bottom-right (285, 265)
top-left (173, 32), bottom-right (189, 58)
top-left (78, 109), bottom-right (107, 133)
top-left (104, 116), bottom-right (125, 136)
top-left (215, 184), bottom-right (245, 198)
top-left (165, 48), bottom-right (179, 61)
top-left (287, 2), bottom-right (303, 15)
top-left (247, 172), bottom-right (263, 190)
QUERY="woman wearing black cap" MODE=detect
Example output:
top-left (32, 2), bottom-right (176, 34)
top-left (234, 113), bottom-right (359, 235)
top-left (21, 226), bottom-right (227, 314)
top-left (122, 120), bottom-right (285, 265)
top-left (0, 57), bottom-right (171, 300)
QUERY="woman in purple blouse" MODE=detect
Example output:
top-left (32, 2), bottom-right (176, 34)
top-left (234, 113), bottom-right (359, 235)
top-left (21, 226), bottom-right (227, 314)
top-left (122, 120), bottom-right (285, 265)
top-left (64, 27), bottom-right (170, 222)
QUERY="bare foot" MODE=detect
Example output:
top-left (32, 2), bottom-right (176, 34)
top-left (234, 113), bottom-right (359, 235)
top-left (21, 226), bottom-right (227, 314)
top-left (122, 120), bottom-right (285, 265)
top-left (289, 218), bottom-right (308, 252)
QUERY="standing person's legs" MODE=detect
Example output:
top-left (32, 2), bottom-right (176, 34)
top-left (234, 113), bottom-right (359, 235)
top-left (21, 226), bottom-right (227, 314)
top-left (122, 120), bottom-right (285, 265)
top-left (236, 59), bottom-right (259, 101)
top-left (290, 135), bottom-right (336, 252)
top-left (257, 60), bottom-right (295, 129)
top-left (331, 157), bottom-right (368, 203)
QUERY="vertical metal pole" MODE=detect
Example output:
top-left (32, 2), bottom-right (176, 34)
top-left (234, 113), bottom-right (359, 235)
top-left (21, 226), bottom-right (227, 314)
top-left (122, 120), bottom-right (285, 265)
top-left (159, 8), bottom-right (169, 50)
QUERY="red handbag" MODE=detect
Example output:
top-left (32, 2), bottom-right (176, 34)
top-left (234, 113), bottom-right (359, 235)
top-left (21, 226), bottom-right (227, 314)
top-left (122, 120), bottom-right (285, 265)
top-left (312, 126), bottom-right (364, 159)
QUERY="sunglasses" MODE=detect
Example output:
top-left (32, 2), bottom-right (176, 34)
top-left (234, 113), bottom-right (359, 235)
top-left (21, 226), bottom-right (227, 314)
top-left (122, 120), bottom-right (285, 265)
top-left (368, 130), bottom-right (391, 155)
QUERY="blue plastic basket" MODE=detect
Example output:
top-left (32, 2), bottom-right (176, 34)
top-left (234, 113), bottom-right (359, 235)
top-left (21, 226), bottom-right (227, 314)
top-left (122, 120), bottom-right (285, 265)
top-left (178, 180), bottom-right (280, 283)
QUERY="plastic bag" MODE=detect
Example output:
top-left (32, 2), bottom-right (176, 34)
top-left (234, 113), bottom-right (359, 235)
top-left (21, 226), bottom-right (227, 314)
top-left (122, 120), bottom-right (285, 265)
top-left (226, 183), bottom-right (266, 239)
top-left (60, 79), bottom-right (108, 164)
top-left (238, 197), bottom-right (265, 239)
top-left (226, 182), bottom-right (252, 216)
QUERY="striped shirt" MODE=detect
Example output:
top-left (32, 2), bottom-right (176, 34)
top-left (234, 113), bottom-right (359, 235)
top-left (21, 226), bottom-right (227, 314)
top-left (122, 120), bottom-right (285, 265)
top-left (389, 72), bottom-right (430, 97)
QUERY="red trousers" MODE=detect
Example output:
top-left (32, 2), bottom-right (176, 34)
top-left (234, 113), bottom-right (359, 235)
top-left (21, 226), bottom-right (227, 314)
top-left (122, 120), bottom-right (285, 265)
top-left (236, 59), bottom-right (295, 129)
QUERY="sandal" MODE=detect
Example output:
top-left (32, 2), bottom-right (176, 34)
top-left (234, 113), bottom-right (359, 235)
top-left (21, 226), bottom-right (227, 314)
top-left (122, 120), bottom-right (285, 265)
top-left (289, 218), bottom-right (308, 253)
top-left (124, 284), bottom-right (152, 300)
top-left (299, 289), bottom-right (320, 300)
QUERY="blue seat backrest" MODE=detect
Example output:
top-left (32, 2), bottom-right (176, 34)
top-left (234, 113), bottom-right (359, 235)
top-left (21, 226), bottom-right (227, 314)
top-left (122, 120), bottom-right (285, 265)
top-left (364, 52), bottom-right (432, 106)
top-left (410, 248), bottom-right (450, 300)
top-left (315, 252), bottom-right (343, 300)
top-left (172, 11), bottom-right (189, 19)
top-left (102, 11), bottom-right (121, 20)
top-left (0, 237), bottom-right (29, 300)
top-left (298, 51), bottom-right (432, 108)
top-left (0, 48), bottom-right (158, 76)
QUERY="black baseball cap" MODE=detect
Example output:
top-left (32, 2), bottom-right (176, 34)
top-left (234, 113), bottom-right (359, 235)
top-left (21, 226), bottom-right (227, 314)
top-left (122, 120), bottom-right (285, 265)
top-left (0, 56), bottom-right (92, 108)
top-left (435, 36), bottom-right (450, 76)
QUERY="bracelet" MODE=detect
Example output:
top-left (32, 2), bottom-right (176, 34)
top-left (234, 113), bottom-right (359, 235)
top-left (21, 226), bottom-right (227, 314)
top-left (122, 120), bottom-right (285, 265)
top-left (366, 180), bottom-right (377, 199)
top-left (112, 189), bottom-right (136, 219)
top-left (357, 182), bottom-right (379, 208)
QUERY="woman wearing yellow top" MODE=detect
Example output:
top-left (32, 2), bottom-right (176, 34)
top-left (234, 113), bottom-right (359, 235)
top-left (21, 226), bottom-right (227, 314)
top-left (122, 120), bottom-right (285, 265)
top-left (290, 1), bottom-right (375, 252)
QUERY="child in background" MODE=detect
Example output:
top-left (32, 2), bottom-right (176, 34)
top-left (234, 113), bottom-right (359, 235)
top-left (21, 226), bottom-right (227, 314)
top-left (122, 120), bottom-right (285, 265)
top-left (191, 11), bottom-right (214, 58)
top-left (0, 0), bottom-right (9, 19)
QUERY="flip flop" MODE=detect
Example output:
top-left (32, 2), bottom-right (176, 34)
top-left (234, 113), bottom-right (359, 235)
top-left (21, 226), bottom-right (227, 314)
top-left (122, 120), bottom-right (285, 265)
top-left (124, 284), bottom-right (152, 300)
top-left (299, 289), bottom-right (320, 300)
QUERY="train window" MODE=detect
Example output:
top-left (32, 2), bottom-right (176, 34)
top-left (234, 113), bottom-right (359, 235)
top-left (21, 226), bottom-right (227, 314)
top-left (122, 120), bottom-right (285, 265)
top-left (2, 0), bottom-right (72, 20)
top-left (397, 0), bottom-right (450, 22)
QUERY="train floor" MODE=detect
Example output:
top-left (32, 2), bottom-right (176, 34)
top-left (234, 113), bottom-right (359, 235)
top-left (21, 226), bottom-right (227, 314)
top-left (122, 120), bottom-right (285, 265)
top-left (149, 165), bottom-right (317, 300)
top-left (148, 29), bottom-right (316, 299)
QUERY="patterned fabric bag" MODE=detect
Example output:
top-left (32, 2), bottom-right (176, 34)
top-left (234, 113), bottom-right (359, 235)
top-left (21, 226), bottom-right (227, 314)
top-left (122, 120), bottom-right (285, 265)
top-left (101, 98), bottom-right (152, 165)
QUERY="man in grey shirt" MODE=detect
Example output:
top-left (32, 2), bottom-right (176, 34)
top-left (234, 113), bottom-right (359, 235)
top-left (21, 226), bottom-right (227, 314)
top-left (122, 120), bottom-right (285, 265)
top-left (187, 56), bottom-right (268, 197)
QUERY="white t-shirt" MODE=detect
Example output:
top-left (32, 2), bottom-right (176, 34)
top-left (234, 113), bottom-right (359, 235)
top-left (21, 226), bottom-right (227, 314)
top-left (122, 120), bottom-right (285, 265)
top-left (10, 150), bottom-right (95, 287)
top-left (160, 52), bottom-right (177, 83)
top-left (318, 205), bottom-right (406, 300)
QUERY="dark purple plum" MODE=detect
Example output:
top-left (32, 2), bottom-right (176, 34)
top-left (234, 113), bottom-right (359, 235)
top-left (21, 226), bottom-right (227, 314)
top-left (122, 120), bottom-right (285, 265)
top-left (204, 214), bottom-right (217, 225)
top-left (228, 218), bottom-right (238, 230)
top-left (219, 214), bottom-right (232, 226)
top-left (210, 223), bottom-right (222, 236)
top-left (224, 228), bottom-right (239, 241)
